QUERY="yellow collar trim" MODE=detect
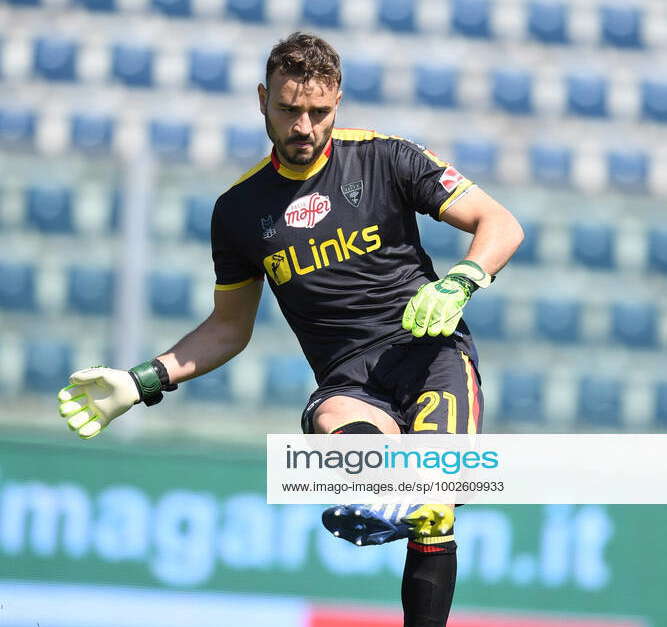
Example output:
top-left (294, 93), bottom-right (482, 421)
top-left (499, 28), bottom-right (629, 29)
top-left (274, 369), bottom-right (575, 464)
top-left (271, 139), bottom-right (332, 181)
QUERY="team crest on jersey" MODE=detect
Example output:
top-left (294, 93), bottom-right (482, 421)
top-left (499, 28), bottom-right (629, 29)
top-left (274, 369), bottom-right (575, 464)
top-left (439, 166), bottom-right (464, 193)
top-left (263, 251), bottom-right (292, 285)
top-left (260, 215), bottom-right (277, 239)
top-left (284, 193), bottom-right (331, 229)
top-left (341, 180), bottom-right (364, 207)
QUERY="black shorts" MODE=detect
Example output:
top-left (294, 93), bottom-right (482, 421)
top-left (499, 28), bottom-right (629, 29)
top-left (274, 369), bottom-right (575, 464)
top-left (301, 337), bottom-right (483, 435)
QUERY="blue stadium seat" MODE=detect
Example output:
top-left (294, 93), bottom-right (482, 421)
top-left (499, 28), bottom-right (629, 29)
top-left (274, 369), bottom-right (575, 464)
top-left (303, 0), bottom-right (341, 28)
top-left (415, 65), bottom-right (457, 108)
top-left (578, 376), bottom-right (621, 425)
top-left (0, 262), bottom-right (37, 311)
top-left (111, 44), bottom-right (154, 87)
top-left (607, 149), bottom-right (648, 191)
top-left (148, 120), bottom-right (191, 160)
top-left (26, 185), bottom-right (74, 233)
top-left (264, 355), bottom-right (312, 405)
top-left (417, 215), bottom-right (461, 259)
top-left (641, 80), bottom-right (667, 123)
top-left (149, 272), bottom-right (192, 317)
top-left (75, 0), bottom-right (116, 11)
top-left (109, 188), bottom-right (122, 231)
top-left (511, 221), bottom-right (539, 264)
top-left (184, 365), bottom-right (232, 401)
top-left (571, 224), bottom-right (615, 269)
top-left (452, 138), bottom-right (497, 180)
top-left (530, 143), bottom-right (572, 185)
top-left (33, 37), bottom-right (77, 82)
top-left (535, 299), bottom-right (581, 343)
top-left (567, 72), bottom-right (608, 118)
top-left (184, 195), bottom-right (214, 242)
top-left (611, 302), bottom-right (658, 348)
top-left (227, 0), bottom-right (265, 22)
top-left (463, 295), bottom-right (505, 339)
top-left (67, 266), bottom-right (115, 315)
top-left (71, 113), bottom-right (114, 153)
top-left (527, 1), bottom-right (569, 44)
top-left (648, 227), bottom-right (667, 273)
top-left (24, 340), bottom-right (73, 394)
top-left (152, 0), bottom-right (191, 17)
top-left (600, 5), bottom-right (643, 48)
top-left (225, 126), bottom-right (268, 163)
top-left (379, 0), bottom-right (415, 32)
top-left (500, 371), bottom-right (544, 422)
top-left (656, 383), bottom-right (667, 426)
top-left (189, 49), bottom-right (231, 92)
top-left (451, 0), bottom-right (491, 38)
top-left (492, 68), bottom-right (533, 114)
top-left (343, 61), bottom-right (383, 103)
top-left (0, 108), bottom-right (36, 145)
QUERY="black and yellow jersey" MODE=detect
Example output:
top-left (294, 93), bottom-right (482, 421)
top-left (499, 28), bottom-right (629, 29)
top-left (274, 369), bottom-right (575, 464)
top-left (212, 128), bottom-right (478, 382)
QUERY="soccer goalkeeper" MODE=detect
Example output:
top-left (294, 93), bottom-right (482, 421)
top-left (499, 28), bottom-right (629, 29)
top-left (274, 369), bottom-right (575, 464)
top-left (57, 32), bottom-right (523, 626)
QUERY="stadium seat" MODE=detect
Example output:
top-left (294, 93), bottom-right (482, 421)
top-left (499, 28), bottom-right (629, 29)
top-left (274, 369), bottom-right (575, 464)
top-left (491, 68), bottom-right (533, 114)
top-left (184, 195), bottom-right (214, 242)
top-left (535, 299), bottom-right (581, 342)
top-left (527, 1), bottom-right (569, 44)
top-left (607, 149), bottom-right (648, 191)
top-left (0, 262), bottom-right (37, 311)
top-left (152, 0), bottom-right (191, 17)
top-left (225, 126), bottom-right (268, 163)
top-left (33, 37), bottom-right (78, 82)
top-left (500, 371), bottom-right (544, 422)
top-left (511, 221), bottom-right (539, 264)
top-left (566, 72), bottom-right (608, 118)
top-left (414, 65), bottom-right (458, 108)
top-left (75, 0), bottom-right (116, 11)
top-left (343, 61), bottom-right (383, 103)
top-left (26, 185), bottom-right (74, 233)
top-left (111, 44), bottom-right (154, 88)
top-left (0, 108), bottom-right (36, 145)
top-left (303, 0), bottom-right (341, 28)
top-left (148, 120), bottom-right (191, 160)
top-left (71, 113), bottom-right (114, 153)
top-left (109, 188), bottom-right (122, 231)
top-left (600, 5), bottom-right (643, 48)
top-left (611, 302), bottom-right (658, 348)
top-left (648, 227), bottom-right (667, 273)
top-left (451, 0), bottom-right (491, 38)
top-left (24, 340), bottom-right (73, 394)
top-left (379, 0), bottom-right (415, 33)
top-left (577, 376), bottom-right (622, 426)
top-left (571, 223), bottom-right (615, 269)
top-left (184, 365), bottom-right (232, 401)
top-left (656, 382), bottom-right (667, 426)
top-left (264, 355), bottom-right (312, 405)
top-left (189, 49), bottom-right (231, 92)
top-left (417, 215), bottom-right (461, 259)
top-left (641, 79), bottom-right (667, 123)
top-left (452, 138), bottom-right (497, 180)
top-left (67, 266), bottom-right (115, 315)
top-left (149, 271), bottom-right (192, 317)
top-left (529, 143), bottom-right (572, 185)
top-left (462, 295), bottom-right (505, 339)
top-left (227, 0), bottom-right (265, 22)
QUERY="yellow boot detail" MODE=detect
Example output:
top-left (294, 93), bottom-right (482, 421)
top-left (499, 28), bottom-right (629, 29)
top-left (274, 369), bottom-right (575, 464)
top-left (402, 504), bottom-right (455, 540)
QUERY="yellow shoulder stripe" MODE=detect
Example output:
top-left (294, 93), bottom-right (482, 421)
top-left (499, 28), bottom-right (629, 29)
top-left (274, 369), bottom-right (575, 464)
top-left (215, 277), bottom-right (261, 291)
top-left (332, 128), bottom-right (389, 142)
top-left (230, 156), bottom-right (271, 188)
top-left (438, 181), bottom-right (475, 216)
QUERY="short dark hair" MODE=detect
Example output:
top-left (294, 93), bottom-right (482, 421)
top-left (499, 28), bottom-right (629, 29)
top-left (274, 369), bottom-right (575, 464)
top-left (265, 32), bottom-right (342, 89)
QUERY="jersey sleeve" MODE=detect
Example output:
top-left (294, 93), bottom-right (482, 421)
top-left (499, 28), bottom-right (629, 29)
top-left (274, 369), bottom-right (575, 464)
top-left (211, 196), bottom-right (263, 291)
top-left (390, 138), bottom-right (476, 220)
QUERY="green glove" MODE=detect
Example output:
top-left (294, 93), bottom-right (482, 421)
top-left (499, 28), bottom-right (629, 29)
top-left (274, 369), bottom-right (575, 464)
top-left (57, 360), bottom-right (175, 439)
top-left (402, 260), bottom-right (493, 338)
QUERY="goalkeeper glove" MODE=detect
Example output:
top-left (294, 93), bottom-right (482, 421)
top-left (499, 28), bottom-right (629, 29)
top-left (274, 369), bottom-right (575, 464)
top-left (57, 360), bottom-right (176, 439)
top-left (402, 260), bottom-right (493, 338)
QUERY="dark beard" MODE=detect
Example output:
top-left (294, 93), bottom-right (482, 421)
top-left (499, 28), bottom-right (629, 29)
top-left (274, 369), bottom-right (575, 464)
top-left (265, 114), bottom-right (334, 167)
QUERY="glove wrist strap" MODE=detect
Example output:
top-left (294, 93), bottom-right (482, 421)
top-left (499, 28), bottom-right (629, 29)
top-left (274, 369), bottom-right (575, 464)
top-left (128, 359), bottom-right (177, 407)
top-left (446, 259), bottom-right (494, 290)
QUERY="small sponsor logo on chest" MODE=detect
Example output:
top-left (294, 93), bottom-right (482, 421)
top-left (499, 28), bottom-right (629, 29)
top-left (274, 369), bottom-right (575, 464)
top-left (284, 192), bottom-right (331, 229)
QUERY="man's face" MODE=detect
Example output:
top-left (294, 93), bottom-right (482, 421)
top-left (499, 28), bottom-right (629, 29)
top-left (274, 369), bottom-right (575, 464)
top-left (258, 72), bottom-right (341, 169)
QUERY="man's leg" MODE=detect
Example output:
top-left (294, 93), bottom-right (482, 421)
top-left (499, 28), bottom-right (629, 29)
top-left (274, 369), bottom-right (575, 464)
top-left (311, 395), bottom-right (401, 434)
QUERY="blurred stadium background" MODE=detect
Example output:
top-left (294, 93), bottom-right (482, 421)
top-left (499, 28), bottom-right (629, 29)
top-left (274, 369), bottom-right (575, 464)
top-left (0, 0), bottom-right (665, 624)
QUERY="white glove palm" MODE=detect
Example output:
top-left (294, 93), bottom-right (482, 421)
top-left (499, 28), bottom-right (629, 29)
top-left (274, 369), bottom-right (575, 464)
top-left (57, 367), bottom-right (140, 439)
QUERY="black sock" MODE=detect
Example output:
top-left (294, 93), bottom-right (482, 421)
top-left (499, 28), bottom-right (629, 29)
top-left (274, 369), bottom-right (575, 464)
top-left (401, 542), bottom-right (457, 627)
top-left (330, 420), bottom-right (383, 434)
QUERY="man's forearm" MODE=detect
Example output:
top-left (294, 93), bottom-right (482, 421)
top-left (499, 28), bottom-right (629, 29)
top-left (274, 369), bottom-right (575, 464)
top-left (464, 210), bottom-right (524, 275)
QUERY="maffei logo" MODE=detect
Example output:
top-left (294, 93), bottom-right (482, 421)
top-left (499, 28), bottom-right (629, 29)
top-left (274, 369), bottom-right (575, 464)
top-left (285, 193), bottom-right (332, 229)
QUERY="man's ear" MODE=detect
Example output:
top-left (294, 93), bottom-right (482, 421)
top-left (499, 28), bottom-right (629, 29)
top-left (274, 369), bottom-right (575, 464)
top-left (335, 89), bottom-right (342, 108)
top-left (258, 83), bottom-right (268, 115)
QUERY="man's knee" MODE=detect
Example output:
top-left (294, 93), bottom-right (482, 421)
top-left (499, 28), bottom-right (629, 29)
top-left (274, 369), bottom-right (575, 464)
top-left (313, 414), bottom-right (384, 434)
